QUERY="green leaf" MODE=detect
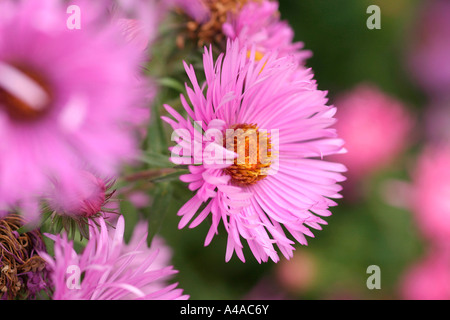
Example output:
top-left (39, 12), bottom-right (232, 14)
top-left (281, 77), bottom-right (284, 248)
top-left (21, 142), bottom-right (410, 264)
top-left (145, 182), bottom-right (174, 245)
top-left (145, 101), bottom-right (170, 156)
top-left (120, 199), bottom-right (140, 243)
top-left (157, 77), bottom-right (185, 94)
top-left (150, 169), bottom-right (187, 183)
top-left (139, 151), bottom-right (173, 168)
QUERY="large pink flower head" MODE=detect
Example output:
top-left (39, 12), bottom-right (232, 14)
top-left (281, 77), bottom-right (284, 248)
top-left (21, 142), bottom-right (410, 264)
top-left (331, 84), bottom-right (414, 184)
top-left (399, 248), bottom-right (450, 300)
top-left (222, 0), bottom-right (312, 65)
top-left (41, 216), bottom-right (188, 300)
top-left (407, 0), bottom-right (450, 96)
top-left (163, 40), bottom-right (346, 263)
top-left (0, 0), bottom-right (149, 221)
top-left (409, 145), bottom-right (450, 245)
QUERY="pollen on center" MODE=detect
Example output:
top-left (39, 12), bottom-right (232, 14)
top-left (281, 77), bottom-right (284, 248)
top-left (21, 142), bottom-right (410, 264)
top-left (223, 123), bottom-right (273, 186)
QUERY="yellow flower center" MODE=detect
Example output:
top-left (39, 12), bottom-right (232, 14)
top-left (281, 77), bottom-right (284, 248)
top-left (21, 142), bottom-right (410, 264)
top-left (247, 50), bottom-right (265, 61)
top-left (223, 123), bottom-right (273, 186)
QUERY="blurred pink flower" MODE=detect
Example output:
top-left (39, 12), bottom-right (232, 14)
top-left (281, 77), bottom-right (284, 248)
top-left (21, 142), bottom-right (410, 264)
top-left (41, 216), bottom-right (188, 300)
top-left (331, 84), bottom-right (414, 185)
top-left (127, 191), bottom-right (151, 209)
top-left (400, 248), bottom-right (450, 300)
top-left (275, 250), bottom-right (317, 295)
top-left (0, 0), bottom-right (149, 221)
top-left (243, 276), bottom-right (287, 300)
top-left (171, 0), bottom-right (210, 24)
top-left (108, 0), bottom-right (171, 51)
top-left (410, 144), bottom-right (450, 245)
top-left (407, 0), bottom-right (450, 96)
top-left (222, 0), bottom-right (312, 64)
top-left (46, 170), bottom-right (114, 219)
top-left (163, 40), bottom-right (346, 263)
top-left (115, 18), bottom-right (153, 53)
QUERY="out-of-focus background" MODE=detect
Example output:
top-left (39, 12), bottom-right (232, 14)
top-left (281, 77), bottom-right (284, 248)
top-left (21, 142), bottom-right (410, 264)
top-left (142, 0), bottom-right (450, 300)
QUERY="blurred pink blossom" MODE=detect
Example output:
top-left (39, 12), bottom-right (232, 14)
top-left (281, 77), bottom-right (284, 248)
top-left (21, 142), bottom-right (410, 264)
top-left (407, 0), bottom-right (450, 97)
top-left (331, 84), bottom-right (414, 187)
top-left (243, 276), bottom-right (287, 300)
top-left (107, 0), bottom-right (171, 51)
top-left (0, 0), bottom-right (150, 221)
top-left (399, 248), bottom-right (450, 300)
top-left (46, 170), bottom-right (114, 219)
top-left (275, 250), bottom-right (317, 295)
top-left (127, 191), bottom-right (151, 209)
top-left (409, 144), bottom-right (450, 245)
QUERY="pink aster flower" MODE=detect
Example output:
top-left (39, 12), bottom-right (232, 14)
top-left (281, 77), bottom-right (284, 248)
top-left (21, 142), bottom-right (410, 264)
top-left (0, 0), bottom-right (149, 221)
top-left (120, 222), bottom-right (179, 297)
top-left (331, 84), bottom-right (414, 186)
top-left (162, 40), bottom-right (346, 263)
top-left (399, 248), bottom-right (450, 300)
top-left (409, 144), bottom-right (450, 245)
top-left (407, 0), bottom-right (450, 97)
top-left (222, 0), bottom-right (312, 64)
top-left (40, 216), bottom-right (188, 300)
